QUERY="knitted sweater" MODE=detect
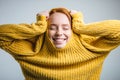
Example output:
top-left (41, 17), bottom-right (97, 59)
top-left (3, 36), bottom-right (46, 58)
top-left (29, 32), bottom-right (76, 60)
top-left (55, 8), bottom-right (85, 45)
top-left (0, 12), bottom-right (120, 80)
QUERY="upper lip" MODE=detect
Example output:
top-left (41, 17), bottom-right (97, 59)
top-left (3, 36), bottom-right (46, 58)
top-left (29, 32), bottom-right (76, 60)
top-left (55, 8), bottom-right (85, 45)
top-left (53, 38), bottom-right (67, 40)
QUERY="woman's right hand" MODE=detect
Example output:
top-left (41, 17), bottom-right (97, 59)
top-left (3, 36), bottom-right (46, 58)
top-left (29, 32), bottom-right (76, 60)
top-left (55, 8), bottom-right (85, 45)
top-left (69, 10), bottom-right (78, 16)
top-left (36, 10), bottom-right (49, 20)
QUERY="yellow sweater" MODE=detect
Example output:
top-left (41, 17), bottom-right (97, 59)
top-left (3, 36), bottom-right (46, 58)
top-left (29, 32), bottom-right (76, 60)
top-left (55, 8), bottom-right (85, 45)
top-left (0, 12), bottom-right (120, 80)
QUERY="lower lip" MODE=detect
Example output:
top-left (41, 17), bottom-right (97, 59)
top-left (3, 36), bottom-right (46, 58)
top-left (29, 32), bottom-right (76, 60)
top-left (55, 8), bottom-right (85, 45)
top-left (53, 39), bottom-right (66, 44)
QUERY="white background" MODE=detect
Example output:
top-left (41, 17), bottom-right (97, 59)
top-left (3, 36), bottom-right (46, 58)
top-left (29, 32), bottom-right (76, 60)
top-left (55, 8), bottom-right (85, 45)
top-left (0, 0), bottom-right (120, 80)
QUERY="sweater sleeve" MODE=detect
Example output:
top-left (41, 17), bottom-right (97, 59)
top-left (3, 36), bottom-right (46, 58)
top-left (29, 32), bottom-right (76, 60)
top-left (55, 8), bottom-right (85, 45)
top-left (0, 15), bottom-right (47, 56)
top-left (72, 13), bottom-right (120, 52)
top-left (0, 15), bottom-right (47, 45)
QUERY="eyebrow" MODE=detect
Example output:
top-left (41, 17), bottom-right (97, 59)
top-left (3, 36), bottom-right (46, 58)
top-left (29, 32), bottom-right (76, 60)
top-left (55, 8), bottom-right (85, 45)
top-left (50, 24), bottom-right (70, 26)
top-left (62, 24), bottom-right (70, 26)
top-left (50, 24), bottom-right (57, 26)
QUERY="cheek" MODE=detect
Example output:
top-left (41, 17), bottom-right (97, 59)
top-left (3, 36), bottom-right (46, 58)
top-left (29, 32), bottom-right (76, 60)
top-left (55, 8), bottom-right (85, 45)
top-left (65, 30), bottom-right (72, 38)
top-left (48, 30), bottom-right (55, 38)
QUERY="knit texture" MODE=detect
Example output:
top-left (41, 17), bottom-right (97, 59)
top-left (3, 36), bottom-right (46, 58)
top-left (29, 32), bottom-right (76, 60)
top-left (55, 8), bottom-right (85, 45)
top-left (0, 12), bottom-right (120, 80)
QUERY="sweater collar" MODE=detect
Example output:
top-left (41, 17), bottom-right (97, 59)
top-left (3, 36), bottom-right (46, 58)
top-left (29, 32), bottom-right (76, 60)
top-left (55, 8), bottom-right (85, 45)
top-left (44, 31), bottom-right (81, 53)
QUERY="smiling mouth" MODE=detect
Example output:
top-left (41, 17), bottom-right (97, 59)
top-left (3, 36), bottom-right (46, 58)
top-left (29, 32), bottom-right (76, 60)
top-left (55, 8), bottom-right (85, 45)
top-left (52, 38), bottom-right (67, 44)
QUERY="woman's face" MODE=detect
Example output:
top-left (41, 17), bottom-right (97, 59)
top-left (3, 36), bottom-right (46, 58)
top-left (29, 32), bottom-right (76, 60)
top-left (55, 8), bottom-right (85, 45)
top-left (48, 12), bottom-right (72, 48)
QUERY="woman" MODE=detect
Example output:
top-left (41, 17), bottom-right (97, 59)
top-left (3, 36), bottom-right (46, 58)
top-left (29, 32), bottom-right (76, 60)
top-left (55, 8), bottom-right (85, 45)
top-left (0, 7), bottom-right (120, 80)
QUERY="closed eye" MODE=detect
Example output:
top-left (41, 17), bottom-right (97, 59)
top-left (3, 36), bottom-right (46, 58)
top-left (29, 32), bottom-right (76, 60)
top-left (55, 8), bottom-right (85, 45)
top-left (62, 24), bottom-right (71, 30)
top-left (49, 26), bottom-right (57, 30)
top-left (49, 24), bottom-right (57, 30)
top-left (63, 27), bottom-right (69, 30)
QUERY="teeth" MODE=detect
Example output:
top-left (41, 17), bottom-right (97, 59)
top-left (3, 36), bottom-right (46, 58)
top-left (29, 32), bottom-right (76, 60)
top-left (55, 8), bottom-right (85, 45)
top-left (55, 39), bottom-right (64, 41)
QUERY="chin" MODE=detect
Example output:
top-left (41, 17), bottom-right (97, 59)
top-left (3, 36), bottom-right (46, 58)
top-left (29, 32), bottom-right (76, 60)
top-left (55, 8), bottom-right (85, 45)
top-left (55, 44), bottom-right (66, 49)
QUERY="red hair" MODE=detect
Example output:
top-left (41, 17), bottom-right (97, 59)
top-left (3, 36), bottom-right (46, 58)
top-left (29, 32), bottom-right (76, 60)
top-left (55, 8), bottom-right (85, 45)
top-left (49, 8), bottom-right (71, 24)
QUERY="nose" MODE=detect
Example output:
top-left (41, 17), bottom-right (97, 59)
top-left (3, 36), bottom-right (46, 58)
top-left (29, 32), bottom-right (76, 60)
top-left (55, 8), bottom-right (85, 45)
top-left (56, 28), bottom-right (63, 36)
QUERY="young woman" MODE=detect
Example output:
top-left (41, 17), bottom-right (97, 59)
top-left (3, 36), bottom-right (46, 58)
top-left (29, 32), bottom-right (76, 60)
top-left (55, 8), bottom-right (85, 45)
top-left (0, 7), bottom-right (120, 80)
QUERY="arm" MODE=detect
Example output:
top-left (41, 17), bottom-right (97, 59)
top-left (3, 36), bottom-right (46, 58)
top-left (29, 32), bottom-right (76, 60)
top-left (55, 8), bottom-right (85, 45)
top-left (0, 16), bottom-right (47, 42)
top-left (72, 12), bottom-right (120, 51)
top-left (0, 13), bottom-right (48, 56)
top-left (73, 20), bottom-right (120, 43)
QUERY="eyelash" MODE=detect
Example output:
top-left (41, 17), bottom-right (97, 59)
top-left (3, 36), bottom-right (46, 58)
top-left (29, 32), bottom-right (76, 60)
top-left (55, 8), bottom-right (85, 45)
top-left (49, 27), bottom-right (56, 30)
top-left (63, 27), bottom-right (69, 30)
top-left (49, 26), bottom-right (70, 30)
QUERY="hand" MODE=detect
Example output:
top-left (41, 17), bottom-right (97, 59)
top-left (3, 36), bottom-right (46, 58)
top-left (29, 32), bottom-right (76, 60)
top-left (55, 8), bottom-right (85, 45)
top-left (36, 10), bottom-right (49, 20)
top-left (70, 10), bottom-right (78, 15)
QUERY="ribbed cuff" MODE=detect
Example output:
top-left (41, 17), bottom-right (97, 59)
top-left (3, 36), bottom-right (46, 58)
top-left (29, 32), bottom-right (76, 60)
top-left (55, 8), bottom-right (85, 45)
top-left (71, 12), bottom-right (83, 19)
top-left (36, 15), bottom-right (46, 22)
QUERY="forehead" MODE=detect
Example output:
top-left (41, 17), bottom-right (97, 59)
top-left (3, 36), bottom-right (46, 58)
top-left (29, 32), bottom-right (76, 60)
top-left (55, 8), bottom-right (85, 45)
top-left (49, 12), bottom-right (70, 24)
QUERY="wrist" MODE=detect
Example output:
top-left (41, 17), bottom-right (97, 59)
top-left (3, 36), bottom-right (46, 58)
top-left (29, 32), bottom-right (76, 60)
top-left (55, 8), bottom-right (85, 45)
top-left (36, 15), bottom-right (46, 22)
top-left (71, 12), bottom-right (83, 19)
